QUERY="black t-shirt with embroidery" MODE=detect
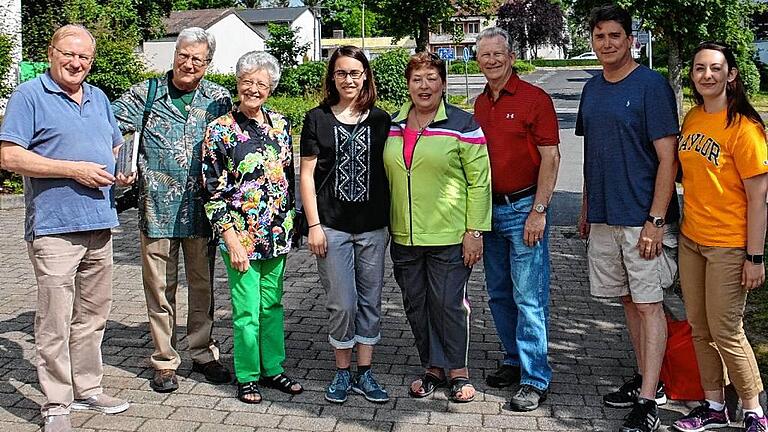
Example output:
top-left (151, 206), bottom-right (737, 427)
top-left (300, 104), bottom-right (390, 233)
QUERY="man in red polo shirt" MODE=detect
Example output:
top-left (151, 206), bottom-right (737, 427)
top-left (473, 26), bottom-right (560, 412)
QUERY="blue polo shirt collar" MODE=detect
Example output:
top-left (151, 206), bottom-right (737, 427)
top-left (40, 70), bottom-right (93, 101)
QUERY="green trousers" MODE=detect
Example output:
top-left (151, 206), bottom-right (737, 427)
top-left (222, 252), bottom-right (286, 383)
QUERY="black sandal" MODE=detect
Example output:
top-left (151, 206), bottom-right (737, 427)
top-left (448, 377), bottom-right (475, 403)
top-left (237, 381), bottom-right (262, 404)
top-left (258, 373), bottom-right (304, 395)
top-left (408, 373), bottom-right (446, 398)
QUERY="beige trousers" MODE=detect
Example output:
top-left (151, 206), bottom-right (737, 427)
top-left (27, 230), bottom-right (113, 417)
top-left (140, 233), bottom-right (218, 370)
top-left (679, 234), bottom-right (764, 399)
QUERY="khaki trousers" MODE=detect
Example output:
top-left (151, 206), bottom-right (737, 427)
top-left (27, 230), bottom-right (113, 417)
top-left (679, 234), bottom-right (764, 399)
top-left (140, 233), bottom-right (218, 370)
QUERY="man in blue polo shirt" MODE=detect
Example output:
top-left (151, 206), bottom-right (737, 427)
top-left (0, 25), bottom-right (130, 432)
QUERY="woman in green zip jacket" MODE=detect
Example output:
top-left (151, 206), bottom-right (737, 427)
top-left (383, 51), bottom-right (492, 404)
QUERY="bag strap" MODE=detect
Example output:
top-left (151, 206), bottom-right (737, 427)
top-left (315, 112), bottom-right (366, 194)
top-left (139, 77), bottom-right (158, 141)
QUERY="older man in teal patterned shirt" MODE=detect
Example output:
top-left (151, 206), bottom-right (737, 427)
top-left (112, 27), bottom-right (232, 393)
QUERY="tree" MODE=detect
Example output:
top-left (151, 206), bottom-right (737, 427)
top-left (172, 0), bottom-right (236, 10)
top-left (497, 0), bottom-right (568, 60)
top-left (369, 0), bottom-right (490, 52)
top-left (266, 22), bottom-right (310, 68)
top-left (321, 0), bottom-right (383, 38)
top-left (567, 0), bottom-right (760, 112)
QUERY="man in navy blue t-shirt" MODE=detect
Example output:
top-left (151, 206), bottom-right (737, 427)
top-left (576, 6), bottom-right (679, 432)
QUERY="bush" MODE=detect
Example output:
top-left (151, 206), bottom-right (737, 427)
top-left (88, 38), bottom-right (147, 101)
top-left (206, 73), bottom-right (237, 96)
top-left (371, 49), bottom-right (409, 105)
top-left (276, 61), bottom-right (327, 97)
top-left (376, 99), bottom-right (400, 115)
top-left (514, 61), bottom-right (535, 74)
top-left (448, 60), bottom-right (481, 75)
top-left (265, 95), bottom-right (320, 134)
top-left (530, 58), bottom-right (601, 67)
top-left (0, 34), bottom-right (12, 98)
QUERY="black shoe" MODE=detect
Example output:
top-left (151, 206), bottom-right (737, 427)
top-left (150, 369), bottom-right (178, 393)
top-left (621, 398), bottom-right (660, 432)
top-left (486, 364), bottom-right (521, 388)
top-left (192, 360), bottom-right (232, 384)
top-left (508, 384), bottom-right (548, 412)
top-left (604, 374), bottom-right (667, 408)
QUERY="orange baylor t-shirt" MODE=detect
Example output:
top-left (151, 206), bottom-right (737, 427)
top-left (678, 106), bottom-right (768, 247)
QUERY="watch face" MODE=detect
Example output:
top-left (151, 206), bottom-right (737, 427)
top-left (534, 204), bottom-right (546, 213)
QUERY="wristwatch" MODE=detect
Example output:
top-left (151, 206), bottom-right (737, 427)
top-left (646, 215), bottom-right (665, 228)
top-left (533, 203), bottom-right (547, 214)
top-left (468, 230), bottom-right (482, 239)
top-left (746, 253), bottom-right (764, 264)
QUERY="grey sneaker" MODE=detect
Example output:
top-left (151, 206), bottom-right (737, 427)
top-left (352, 369), bottom-right (390, 403)
top-left (71, 393), bottom-right (130, 414)
top-left (44, 415), bottom-right (72, 432)
top-left (325, 369), bottom-right (352, 403)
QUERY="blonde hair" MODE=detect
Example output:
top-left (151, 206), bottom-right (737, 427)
top-left (50, 24), bottom-right (96, 50)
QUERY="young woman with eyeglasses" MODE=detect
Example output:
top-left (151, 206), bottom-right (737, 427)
top-left (299, 45), bottom-right (391, 405)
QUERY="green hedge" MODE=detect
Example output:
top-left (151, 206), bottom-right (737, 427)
top-left (514, 61), bottom-right (535, 74)
top-left (264, 95), bottom-right (320, 134)
top-left (531, 59), bottom-right (601, 67)
top-left (276, 61), bottom-right (327, 97)
top-left (448, 60), bottom-right (481, 74)
top-left (0, 34), bottom-right (12, 98)
top-left (206, 73), bottom-right (237, 95)
top-left (371, 49), bottom-right (409, 105)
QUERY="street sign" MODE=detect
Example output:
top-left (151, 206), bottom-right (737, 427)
top-left (437, 47), bottom-right (455, 60)
top-left (463, 47), bottom-right (471, 62)
top-left (636, 31), bottom-right (650, 44)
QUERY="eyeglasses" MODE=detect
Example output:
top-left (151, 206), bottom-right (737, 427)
top-left (333, 69), bottom-right (365, 80)
top-left (238, 79), bottom-right (270, 92)
top-left (50, 45), bottom-right (94, 64)
top-left (176, 52), bottom-right (210, 68)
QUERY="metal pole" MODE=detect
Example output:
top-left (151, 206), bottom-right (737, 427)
top-left (464, 60), bottom-right (469, 102)
top-left (648, 29), bottom-right (653, 70)
top-left (361, 0), bottom-right (365, 54)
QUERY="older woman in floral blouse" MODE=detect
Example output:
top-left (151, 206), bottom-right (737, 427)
top-left (202, 51), bottom-right (302, 404)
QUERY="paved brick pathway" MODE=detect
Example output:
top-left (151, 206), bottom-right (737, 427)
top-left (0, 207), bottom-right (729, 431)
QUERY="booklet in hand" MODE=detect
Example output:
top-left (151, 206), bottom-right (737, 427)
top-left (116, 132), bottom-right (140, 176)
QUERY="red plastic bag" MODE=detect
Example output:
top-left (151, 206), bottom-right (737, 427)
top-left (660, 317), bottom-right (705, 401)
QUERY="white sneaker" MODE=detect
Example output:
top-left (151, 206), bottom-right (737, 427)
top-left (71, 393), bottom-right (129, 414)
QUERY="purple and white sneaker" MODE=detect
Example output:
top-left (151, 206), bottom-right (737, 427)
top-left (745, 412), bottom-right (768, 432)
top-left (672, 402), bottom-right (729, 431)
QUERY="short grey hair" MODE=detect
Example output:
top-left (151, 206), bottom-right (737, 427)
top-left (175, 27), bottom-right (216, 59)
top-left (235, 51), bottom-right (282, 92)
top-left (476, 27), bottom-right (515, 53)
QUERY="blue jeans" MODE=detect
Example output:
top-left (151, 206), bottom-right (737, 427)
top-left (483, 194), bottom-right (551, 391)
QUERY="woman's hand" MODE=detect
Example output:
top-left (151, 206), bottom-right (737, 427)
top-left (222, 229), bottom-right (250, 272)
top-left (307, 225), bottom-right (327, 258)
top-left (462, 231), bottom-right (483, 267)
top-left (742, 260), bottom-right (765, 290)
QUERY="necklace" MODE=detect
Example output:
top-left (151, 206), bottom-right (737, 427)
top-left (413, 111), bottom-right (436, 135)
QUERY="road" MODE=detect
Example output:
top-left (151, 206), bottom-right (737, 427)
top-left (448, 68), bottom-right (603, 226)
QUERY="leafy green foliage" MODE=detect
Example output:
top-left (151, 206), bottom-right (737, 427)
top-left (88, 39), bottom-right (147, 101)
top-left (321, 0), bottom-right (383, 37)
top-left (276, 61), bottom-right (327, 97)
top-left (264, 95), bottom-right (320, 134)
top-left (0, 171), bottom-right (23, 194)
top-left (448, 60), bottom-right (481, 74)
top-left (514, 60), bottom-right (536, 74)
top-left (205, 72), bottom-right (238, 96)
top-left (498, 0), bottom-right (568, 60)
top-left (172, 0), bottom-right (235, 8)
top-left (0, 34), bottom-right (13, 98)
top-left (267, 23), bottom-right (310, 69)
top-left (370, 48), bottom-right (409, 105)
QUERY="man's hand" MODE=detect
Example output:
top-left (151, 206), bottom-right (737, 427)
top-left (70, 161), bottom-right (115, 188)
top-left (742, 261), bottom-right (765, 290)
top-left (578, 204), bottom-right (590, 239)
top-left (524, 212), bottom-right (546, 247)
top-left (307, 225), bottom-right (327, 258)
top-left (636, 222), bottom-right (663, 260)
top-left (115, 172), bottom-right (136, 187)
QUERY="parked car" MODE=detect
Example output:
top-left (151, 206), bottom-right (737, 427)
top-left (571, 52), bottom-right (598, 60)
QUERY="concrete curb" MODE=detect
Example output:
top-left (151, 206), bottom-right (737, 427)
top-left (0, 193), bottom-right (23, 210)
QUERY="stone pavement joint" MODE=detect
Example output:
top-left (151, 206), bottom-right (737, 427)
top-left (0, 208), bottom-right (715, 431)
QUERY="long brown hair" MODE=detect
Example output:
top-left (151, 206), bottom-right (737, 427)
top-left (322, 46), bottom-right (377, 112)
top-left (690, 42), bottom-right (764, 129)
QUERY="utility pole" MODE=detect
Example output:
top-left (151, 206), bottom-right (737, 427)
top-left (361, 0), bottom-right (366, 54)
